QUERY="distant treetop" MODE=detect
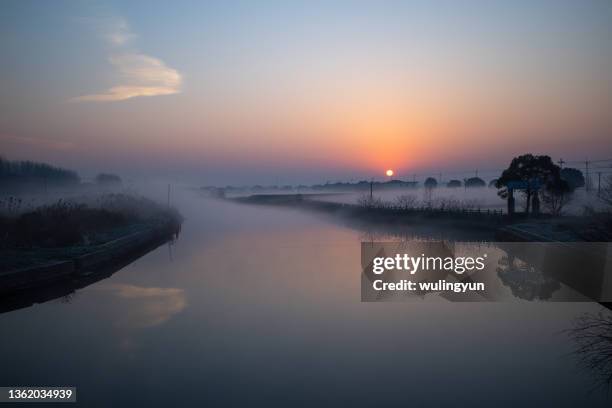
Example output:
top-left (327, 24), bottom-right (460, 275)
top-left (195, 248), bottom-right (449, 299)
top-left (424, 177), bottom-right (438, 188)
top-left (0, 156), bottom-right (80, 186)
top-left (464, 177), bottom-right (485, 188)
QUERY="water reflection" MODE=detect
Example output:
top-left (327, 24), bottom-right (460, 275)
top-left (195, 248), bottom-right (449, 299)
top-left (496, 242), bottom-right (612, 302)
top-left (0, 234), bottom-right (178, 314)
top-left (90, 284), bottom-right (186, 329)
top-left (497, 254), bottom-right (561, 300)
top-left (361, 240), bottom-right (612, 304)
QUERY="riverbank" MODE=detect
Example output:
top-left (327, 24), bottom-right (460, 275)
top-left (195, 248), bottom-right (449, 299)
top-left (231, 194), bottom-right (610, 242)
top-left (233, 193), bottom-right (505, 233)
top-left (0, 194), bottom-right (182, 295)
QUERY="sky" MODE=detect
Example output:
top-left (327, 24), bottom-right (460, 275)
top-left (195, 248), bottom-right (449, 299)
top-left (1, 0), bottom-right (611, 184)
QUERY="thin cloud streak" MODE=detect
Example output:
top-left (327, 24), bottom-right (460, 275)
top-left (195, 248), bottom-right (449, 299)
top-left (73, 17), bottom-right (182, 102)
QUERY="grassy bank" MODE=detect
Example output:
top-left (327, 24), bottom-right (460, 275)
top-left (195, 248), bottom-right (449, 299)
top-left (1, 194), bottom-right (181, 249)
top-left (0, 194), bottom-right (182, 293)
top-left (232, 193), bottom-right (612, 242)
top-left (232, 194), bottom-right (504, 239)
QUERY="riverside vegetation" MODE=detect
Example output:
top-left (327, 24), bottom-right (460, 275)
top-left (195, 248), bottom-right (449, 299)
top-left (0, 194), bottom-right (181, 249)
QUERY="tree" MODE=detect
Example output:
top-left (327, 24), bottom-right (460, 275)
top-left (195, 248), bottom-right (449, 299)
top-left (560, 168), bottom-right (585, 190)
top-left (541, 178), bottom-right (572, 215)
top-left (446, 179), bottom-right (461, 188)
top-left (95, 173), bottom-right (122, 186)
top-left (464, 177), bottom-right (485, 188)
top-left (496, 154), bottom-right (561, 215)
top-left (422, 178), bottom-right (437, 207)
top-left (0, 157), bottom-right (80, 187)
top-left (424, 177), bottom-right (438, 188)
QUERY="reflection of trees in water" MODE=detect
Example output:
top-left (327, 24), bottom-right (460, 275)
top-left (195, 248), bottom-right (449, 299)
top-left (496, 254), bottom-right (560, 300)
top-left (567, 310), bottom-right (612, 390)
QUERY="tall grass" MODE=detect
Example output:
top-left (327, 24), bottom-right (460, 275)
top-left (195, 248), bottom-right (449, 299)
top-left (0, 194), bottom-right (181, 249)
top-left (356, 193), bottom-right (485, 212)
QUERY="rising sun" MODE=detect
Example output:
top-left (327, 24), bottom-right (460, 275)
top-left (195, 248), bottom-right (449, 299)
top-left (386, 169), bottom-right (394, 177)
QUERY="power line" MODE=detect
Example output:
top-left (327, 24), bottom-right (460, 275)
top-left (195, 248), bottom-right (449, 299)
top-left (565, 158), bottom-right (612, 165)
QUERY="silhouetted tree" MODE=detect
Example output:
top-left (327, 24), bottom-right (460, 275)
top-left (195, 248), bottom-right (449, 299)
top-left (560, 168), bottom-right (585, 191)
top-left (464, 177), bottom-right (485, 188)
top-left (446, 179), bottom-right (461, 188)
top-left (496, 154), bottom-right (561, 215)
top-left (0, 157), bottom-right (80, 187)
top-left (424, 177), bottom-right (438, 188)
top-left (422, 178), bottom-right (437, 207)
top-left (541, 178), bottom-right (572, 215)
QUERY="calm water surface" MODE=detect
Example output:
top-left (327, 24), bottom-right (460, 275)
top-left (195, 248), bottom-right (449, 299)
top-left (0, 191), bottom-right (609, 407)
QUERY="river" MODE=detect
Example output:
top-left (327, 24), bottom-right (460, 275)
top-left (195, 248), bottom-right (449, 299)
top-left (0, 189), bottom-right (609, 407)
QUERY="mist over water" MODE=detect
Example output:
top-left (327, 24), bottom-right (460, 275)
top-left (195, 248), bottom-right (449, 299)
top-left (299, 186), bottom-right (604, 215)
top-left (0, 188), bottom-right (609, 406)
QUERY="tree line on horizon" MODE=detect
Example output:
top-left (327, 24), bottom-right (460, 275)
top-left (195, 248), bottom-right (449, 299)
top-left (0, 156), bottom-right (80, 186)
top-left (0, 157), bottom-right (121, 190)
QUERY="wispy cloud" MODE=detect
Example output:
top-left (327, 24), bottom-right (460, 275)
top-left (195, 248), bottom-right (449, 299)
top-left (103, 17), bottom-right (134, 46)
top-left (73, 53), bottom-right (182, 102)
top-left (73, 17), bottom-right (181, 102)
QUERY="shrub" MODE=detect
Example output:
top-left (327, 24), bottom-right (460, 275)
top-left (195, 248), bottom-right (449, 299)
top-left (464, 177), bottom-right (486, 188)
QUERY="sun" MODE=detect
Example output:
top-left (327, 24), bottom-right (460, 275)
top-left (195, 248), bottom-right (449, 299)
top-left (386, 169), bottom-right (394, 177)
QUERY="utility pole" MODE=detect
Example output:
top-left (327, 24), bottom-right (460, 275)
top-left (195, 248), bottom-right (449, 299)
top-left (475, 169), bottom-right (479, 178)
top-left (438, 173), bottom-right (443, 184)
top-left (598, 172), bottom-right (602, 196)
top-left (558, 158), bottom-right (565, 168)
top-left (585, 160), bottom-right (590, 192)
